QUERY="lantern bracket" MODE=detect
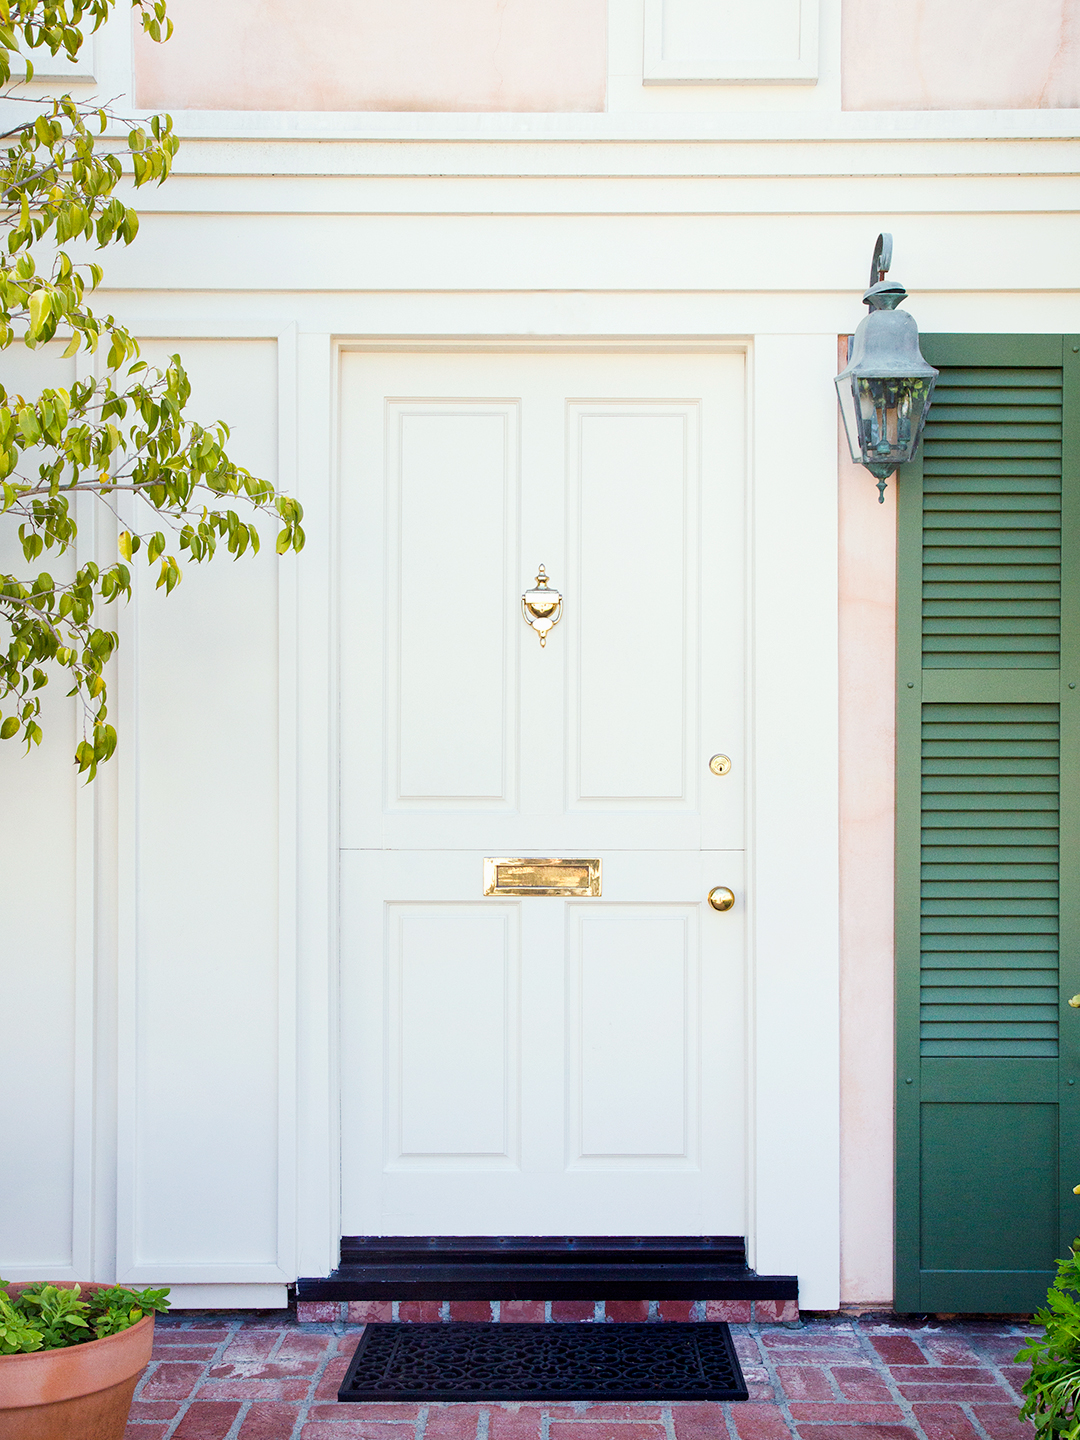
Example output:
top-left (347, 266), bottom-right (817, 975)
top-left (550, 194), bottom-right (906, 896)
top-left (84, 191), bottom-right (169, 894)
top-left (870, 232), bottom-right (893, 289)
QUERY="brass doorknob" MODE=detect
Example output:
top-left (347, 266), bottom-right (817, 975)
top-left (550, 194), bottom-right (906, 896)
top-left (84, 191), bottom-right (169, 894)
top-left (708, 887), bottom-right (735, 912)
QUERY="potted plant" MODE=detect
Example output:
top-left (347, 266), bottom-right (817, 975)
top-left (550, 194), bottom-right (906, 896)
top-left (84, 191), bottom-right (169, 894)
top-left (0, 1279), bottom-right (170, 1439)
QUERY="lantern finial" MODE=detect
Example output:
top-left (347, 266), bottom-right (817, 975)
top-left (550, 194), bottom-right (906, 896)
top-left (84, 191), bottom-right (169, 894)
top-left (870, 232), bottom-right (893, 288)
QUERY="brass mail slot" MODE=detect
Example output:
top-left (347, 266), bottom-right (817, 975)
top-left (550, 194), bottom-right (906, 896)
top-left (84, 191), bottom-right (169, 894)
top-left (483, 857), bottom-right (601, 897)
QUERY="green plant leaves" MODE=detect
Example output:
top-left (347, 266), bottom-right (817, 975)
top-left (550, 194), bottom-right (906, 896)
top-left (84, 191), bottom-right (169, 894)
top-left (0, 1280), bottom-right (170, 1354)
top-left (1018, 1244), bottom-right (1080, 1440)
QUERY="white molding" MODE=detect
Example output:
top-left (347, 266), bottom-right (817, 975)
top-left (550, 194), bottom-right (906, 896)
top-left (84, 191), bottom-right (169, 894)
top-left (642, 0), bottom-right (818, 84)
top-left (113, 480), bottom-right (140, 1284)
top-left (71, 483), bottom-right (98, 1283)
top-left (114, 325), bottom-right (303, 1287)
top-left (120, 1263), bottom-right (294, 1283)
top-left (166, 1283), bottom-right (290, 1308)
top-left (276, 323), bottom-right (300, 1284)
top-left (294, 333), bottom-right (340, 1280)
top-left (748, 333), bottom-right (840, 1310)
top-left (326, 334), bottom-right (839, 1303)
top-left (119, 109), bottom-right (1080, 145)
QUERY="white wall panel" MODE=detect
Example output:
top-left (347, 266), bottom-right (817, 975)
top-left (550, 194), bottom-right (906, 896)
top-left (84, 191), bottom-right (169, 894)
top-left (750, 334), bottom-right (841, 1309)
top-left (93, 211), bottom-right (1080, 298)
top-left (0, 348), bottom-right (89, 1280)
top-left (0, 690), bottom-right (82, 1273)
top-left (116, 338), bottom-right (290, 1281)
top-left (643, 0), bottom-right (819, 83)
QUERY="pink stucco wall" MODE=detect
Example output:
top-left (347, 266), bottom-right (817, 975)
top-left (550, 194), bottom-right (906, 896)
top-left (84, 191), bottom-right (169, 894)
top-left (838, 340), bottom-right (897, 1305)
top-left (843, 0), bottom-right (1080, 109)
top-left (133, 0), bottom-right (607, 112)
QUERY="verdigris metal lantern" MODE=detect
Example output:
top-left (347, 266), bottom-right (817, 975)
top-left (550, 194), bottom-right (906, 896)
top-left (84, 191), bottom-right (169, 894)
top-left (835, 233), bottom-right (938, 501)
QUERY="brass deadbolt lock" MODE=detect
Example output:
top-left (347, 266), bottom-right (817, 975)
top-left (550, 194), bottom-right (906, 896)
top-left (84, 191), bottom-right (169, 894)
top-left (709, 754), bottom-right (732, 777)
top-left (707, 887), bottom-right (736, 912)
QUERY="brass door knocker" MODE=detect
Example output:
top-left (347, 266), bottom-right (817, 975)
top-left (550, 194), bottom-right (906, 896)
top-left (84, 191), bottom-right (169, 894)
top-left (521, 565), bottom-right (562, 647)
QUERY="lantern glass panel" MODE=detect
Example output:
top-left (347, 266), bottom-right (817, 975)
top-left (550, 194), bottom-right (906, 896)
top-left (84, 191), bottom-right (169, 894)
top-left (837, 372), bottom-right (935, 472)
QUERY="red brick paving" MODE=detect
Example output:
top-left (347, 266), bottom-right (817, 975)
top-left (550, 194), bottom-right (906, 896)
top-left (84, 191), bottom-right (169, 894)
top-left (488, 1409), bottom-right (545, 1440)
top-left (549, 1425), bottom-right (666, 1440)
top-left (776, 1365), bottom-right (832, 1401)
top-left (172, 1401), bottom-right (243, 1438)
top-left (449, 1302), bottom-right (494, 1322)
top-left (872, 1337), bottom-right (928, 1366)
top-left (123, 1313), bottom-right (1039, 1440)
top-left (347, 1302), bottom-right (394, 1325)
top-left (796, 1427), bottom-right (917, 1440)
top-left (731, 1403), bottom-right (795, 1440)
top-left (912, 1403), bottom-right (984, 1440)
top-left (399, 1301), bottom-right (443, 1323)
top-left (239, 1405), bottom-right (304, 1439)
top-left (971, 1405), bottom-right (1035, 1440)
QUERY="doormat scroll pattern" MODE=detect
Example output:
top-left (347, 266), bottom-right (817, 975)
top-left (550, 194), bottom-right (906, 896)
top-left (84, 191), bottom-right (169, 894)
top-left (338, 1321), bottom-right (749, 1402)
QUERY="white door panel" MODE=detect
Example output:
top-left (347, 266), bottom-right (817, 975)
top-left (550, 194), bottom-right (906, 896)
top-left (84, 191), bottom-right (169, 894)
top-left (339, 350), bottom-right (746, 1237)
top-left (340, 851), bottom-right (745, 1235)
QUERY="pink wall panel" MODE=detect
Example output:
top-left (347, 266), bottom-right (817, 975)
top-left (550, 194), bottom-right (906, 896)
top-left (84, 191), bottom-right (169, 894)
top-left (844, 0), bottom-right (1080, 109)
top-left (134, 0), bottom-right (606, 112)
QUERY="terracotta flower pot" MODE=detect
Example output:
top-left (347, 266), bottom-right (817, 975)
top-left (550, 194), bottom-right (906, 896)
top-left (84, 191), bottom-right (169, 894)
top-left (0, 1283), bottom-right (155, 1440)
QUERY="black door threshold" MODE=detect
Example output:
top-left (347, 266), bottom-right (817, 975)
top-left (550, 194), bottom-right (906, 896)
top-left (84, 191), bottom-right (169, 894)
top-left (297, 1236), bottom-right (798, 1302)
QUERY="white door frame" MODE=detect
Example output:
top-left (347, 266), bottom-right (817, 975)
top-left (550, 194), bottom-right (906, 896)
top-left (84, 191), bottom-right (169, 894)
top-left (293, 333), bottom-right (840, 1311)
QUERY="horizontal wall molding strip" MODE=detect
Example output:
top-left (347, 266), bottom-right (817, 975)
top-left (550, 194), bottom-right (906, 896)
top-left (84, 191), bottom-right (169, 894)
top-left (297, 1236), bottom-right (798, 1301)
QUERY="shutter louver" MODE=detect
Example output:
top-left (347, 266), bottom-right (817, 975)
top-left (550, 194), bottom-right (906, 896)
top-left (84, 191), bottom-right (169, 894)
top-left (920, 702), bottom-right (1059, 1057)
top-left (918, 362), bottom-right (1063, 1061)
top-left (922, 367), bottom-right (1062, 670)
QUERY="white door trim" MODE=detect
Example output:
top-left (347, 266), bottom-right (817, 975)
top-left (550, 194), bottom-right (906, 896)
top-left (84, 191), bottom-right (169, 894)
top-left (293, 332), bottom-right (840, 1310)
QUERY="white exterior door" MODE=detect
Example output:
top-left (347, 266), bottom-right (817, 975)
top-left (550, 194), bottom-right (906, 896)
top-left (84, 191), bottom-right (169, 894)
top-left (339, 349), bottom-right (746, 1237)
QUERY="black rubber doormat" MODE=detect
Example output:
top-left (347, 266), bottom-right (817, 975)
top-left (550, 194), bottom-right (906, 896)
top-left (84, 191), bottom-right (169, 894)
top-left (338, 1322), bottom-right (749, 1402)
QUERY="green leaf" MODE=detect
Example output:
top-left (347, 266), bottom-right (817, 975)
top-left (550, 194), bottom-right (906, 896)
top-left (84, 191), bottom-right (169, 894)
top-left (27, 288), bottom-right (51, 338)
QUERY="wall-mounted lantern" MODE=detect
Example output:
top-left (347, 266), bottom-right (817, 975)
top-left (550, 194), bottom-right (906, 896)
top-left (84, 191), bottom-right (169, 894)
top-left (834, 233), bottom-right (938, 502)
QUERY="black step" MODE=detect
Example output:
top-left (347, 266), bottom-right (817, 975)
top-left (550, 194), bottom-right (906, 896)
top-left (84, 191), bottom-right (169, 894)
top-left (297, 1235), bottom-right (798, 1302)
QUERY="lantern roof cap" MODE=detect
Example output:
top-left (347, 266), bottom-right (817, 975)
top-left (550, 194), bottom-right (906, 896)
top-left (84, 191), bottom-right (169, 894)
top-left (863, 278), bottom-right (908, 311)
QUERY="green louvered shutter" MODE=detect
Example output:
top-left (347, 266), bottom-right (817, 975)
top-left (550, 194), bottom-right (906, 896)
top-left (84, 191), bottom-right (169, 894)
top-left (895, 335), bottom-right (1080, 1314)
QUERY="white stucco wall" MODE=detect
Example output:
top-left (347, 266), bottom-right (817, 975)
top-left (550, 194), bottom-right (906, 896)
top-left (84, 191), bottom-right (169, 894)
top-left (838, 346), bottom-right (898, 1306)
top-left (0, 0), bottom-right (1078, 1310)
top-left (133, 0), bottom-right (608, 112)
top-left (843, 0), bottom-right (1080, 110)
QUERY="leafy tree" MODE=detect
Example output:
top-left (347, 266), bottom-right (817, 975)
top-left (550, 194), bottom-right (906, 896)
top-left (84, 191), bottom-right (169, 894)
top-left (0, 0), bottom-right (304, 778)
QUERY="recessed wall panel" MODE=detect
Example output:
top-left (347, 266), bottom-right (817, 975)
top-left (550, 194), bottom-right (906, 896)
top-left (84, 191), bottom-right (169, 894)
top-left (129, 340), bottom-right (281, 1271)
top-left (0, 346), bottom-right (81, 1274)
top-left (570, 911), bottom-right (695, 1164)
top-left (572, 407), bottom-right (695, 805)
top-left (391, 405), bottom-right (516, 806)
top-left (643, 0), bottom-right (817, 81)
top-left (389, 906), bottom-right (519, 1167)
